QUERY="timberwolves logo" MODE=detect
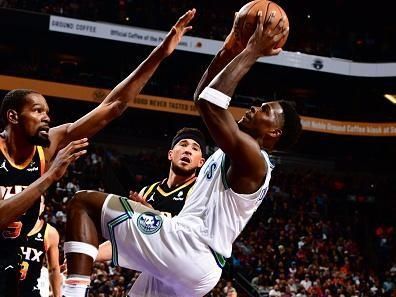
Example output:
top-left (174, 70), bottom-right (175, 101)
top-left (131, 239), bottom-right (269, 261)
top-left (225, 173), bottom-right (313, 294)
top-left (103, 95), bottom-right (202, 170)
top-left (204, 162), bottom-right (217, 180)
top-left (137, 212), bottom-right (163, 235)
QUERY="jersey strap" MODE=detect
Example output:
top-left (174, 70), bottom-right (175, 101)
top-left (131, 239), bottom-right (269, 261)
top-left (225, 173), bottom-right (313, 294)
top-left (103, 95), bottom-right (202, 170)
top-left (142, 181), bottom-right (161, 199)
top-left (37, 146), bottom-right (46, 176)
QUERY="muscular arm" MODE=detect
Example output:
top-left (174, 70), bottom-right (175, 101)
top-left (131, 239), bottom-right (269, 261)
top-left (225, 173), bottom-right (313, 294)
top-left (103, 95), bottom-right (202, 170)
top-left (0, 139), bottom-right (87, 230)
top-left (46, 10), bottom-right (196, 160)
top-left (0, 172), bottom-right (55, 230)
top-left (195, 49), bottom-right (259, 156)
top-left (48, 45), bottom-right (168, 153)
top-left (195, 50), bottom-right (266, 193)
top-left (194, 12), bottom-right (285, 193)
top-left (46, 224), bottom-right (61, 297)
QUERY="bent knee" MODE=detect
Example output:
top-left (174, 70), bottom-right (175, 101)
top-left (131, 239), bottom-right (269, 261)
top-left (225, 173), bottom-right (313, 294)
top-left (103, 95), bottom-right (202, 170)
top-left (68, 190), bottom-right (108, 216)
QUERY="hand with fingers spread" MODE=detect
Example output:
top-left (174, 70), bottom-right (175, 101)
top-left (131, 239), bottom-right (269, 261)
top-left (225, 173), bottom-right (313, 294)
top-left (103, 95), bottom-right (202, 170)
top-left (129, 191), bottom-right (153, 209)
top-left (246, 10), bottom-right (289, 58)
top-left (48, 138), bottom-right (89, 181)
top-left (159, 8), bottom-right (196, 58)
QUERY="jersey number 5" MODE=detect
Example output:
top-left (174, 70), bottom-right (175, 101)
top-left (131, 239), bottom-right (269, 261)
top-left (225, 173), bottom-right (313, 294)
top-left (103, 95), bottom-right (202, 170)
top-left (2, 221), bottom-right (23, 239)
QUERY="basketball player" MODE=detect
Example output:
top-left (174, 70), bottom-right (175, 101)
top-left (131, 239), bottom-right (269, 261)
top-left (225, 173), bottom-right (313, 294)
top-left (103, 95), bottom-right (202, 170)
top-left (134, 127), bottom-right (206, 217)
top-left (0, 8), bottom-right (196, 296)
top-left (95, 128), bottom-right (206, 293)
top-left (19, 214), bottom-right (61, 297)
top-left (63, 11), bottom-right (301, 297)
top-left (0, 136), bottom-right (87, 296)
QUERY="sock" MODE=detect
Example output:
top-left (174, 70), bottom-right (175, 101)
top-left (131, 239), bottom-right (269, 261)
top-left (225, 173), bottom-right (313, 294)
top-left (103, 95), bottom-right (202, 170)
top-left (62, 275), bottom-right (91, 297)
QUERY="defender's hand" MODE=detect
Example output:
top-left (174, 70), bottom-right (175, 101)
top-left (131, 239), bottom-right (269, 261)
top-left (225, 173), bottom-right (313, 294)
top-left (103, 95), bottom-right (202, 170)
top-left (129, 191), bottom-right (153, 209)
top-left (159, 9), bottom-right (196, 58)
top-left (48, 138), bottom-right (88, 181)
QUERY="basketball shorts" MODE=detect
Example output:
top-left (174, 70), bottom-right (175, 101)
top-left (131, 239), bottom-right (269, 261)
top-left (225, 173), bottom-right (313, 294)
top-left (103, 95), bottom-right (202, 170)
top-left (101, 194), bottom-right (222, 297)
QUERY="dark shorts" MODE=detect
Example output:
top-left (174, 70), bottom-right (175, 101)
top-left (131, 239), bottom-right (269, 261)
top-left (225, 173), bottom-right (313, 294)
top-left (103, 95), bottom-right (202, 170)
top-left (19, 289), bottom-right (41, 297)
top-left (0, 264), bottom-right (20, 297)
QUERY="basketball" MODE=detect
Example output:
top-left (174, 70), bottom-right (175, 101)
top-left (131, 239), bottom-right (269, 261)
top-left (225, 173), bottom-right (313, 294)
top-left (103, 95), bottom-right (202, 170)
top-left (234, 0), bottom-right (289, 48)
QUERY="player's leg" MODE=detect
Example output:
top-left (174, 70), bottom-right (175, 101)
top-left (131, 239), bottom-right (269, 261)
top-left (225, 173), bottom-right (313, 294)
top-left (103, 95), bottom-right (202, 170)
top-left (63, 190), bottom-right (107, 296)
top-left (65, 192), bottom-right (222, 296)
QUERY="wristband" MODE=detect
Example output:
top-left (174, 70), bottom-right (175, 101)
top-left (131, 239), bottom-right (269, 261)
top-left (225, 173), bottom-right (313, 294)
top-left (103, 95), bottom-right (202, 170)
top-left (199, 87), bottom-right (231, 109)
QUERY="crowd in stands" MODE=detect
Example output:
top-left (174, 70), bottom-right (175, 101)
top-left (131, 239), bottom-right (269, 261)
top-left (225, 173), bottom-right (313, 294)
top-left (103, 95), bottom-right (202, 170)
top-left (40, 142), bottom-right (395, 296)
top-left (1, 0), bottom-right (395, 61)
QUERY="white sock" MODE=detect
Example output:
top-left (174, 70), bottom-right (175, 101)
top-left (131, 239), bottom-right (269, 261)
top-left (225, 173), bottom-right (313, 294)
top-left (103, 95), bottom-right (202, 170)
top-left (62, 275), bottom-right (91, 297)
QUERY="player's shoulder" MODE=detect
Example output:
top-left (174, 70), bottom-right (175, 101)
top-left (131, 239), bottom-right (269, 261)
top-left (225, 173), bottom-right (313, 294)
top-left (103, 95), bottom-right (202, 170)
top-left (140, 180), bottom-right (162, 196)
top-left (45, 223), bottom-right (60, 240)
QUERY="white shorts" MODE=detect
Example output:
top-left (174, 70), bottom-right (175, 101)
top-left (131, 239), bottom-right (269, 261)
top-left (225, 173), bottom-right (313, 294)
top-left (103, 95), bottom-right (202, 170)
top-left (128, 272), bottom-right (181, 297)
top-left (101, 194), bottom-right (222, 297)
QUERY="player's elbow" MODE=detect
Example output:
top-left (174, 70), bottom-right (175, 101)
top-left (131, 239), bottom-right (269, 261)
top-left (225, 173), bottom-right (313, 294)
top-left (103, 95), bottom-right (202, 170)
top-left (108, 101), bottom-right (127, 119)
top-left (0, 208), bottom-right (13, 230)
top-left (193, 89), bottom-right (201, 102)
top-left (48, 265), bottom-right (60, 273)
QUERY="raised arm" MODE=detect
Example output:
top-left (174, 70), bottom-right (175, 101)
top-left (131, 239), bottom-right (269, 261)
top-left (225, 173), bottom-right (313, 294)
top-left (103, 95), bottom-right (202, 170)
top-left (47, 9), bottom-right (196, 159)
top-left (195, 12), bottom-right (288, 193)
top-left (194, 12), bottom-right (244, 101)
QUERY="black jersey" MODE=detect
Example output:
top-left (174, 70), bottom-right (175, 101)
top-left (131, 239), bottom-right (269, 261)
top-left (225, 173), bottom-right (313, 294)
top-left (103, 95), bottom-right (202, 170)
top-left (19, 221), bottom-right (47, 296)
top-left (0, 140), bottom-right (45, 266)
top-left (140, 177), bottom-right (196, 217)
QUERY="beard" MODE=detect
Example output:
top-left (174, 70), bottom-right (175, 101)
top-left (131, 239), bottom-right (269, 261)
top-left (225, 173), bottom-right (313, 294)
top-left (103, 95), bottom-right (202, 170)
top-left (28, 134), bottom-right (51, 147)
top-left (171, 163), bottom-right (196, 177)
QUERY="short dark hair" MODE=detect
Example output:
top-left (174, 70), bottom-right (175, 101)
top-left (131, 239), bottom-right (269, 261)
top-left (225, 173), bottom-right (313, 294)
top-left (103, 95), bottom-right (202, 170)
top-left (0, 89), bottom-right (39, 128)
top-left (171, 127), bottom-right (206, 154)
top-left (275, 100), bottom-right (302, 150)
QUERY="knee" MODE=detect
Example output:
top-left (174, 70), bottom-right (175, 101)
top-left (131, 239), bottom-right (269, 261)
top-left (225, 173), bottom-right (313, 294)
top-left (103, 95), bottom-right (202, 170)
top-left (67, 190), bottom-right (93, 215)
top-left (67, 190), bottom-right (107, 218)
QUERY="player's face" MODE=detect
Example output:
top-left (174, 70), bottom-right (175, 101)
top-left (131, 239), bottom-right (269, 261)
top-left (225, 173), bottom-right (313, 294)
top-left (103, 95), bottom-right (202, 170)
top-left (19, 93), bottom-right (51, 147)
top-left (238, 101), bottom-right (283, 138)
top-left (169, 139), bottom-right (205, 177)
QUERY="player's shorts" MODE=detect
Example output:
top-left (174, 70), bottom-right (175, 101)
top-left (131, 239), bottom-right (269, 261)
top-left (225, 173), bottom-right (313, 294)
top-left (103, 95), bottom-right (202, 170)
top-left (128, 272), bottom-right (186, 297)
top-left (101, 194), bottom-right (222, 297)
top-left (0, 262), bottom-right (19, 297)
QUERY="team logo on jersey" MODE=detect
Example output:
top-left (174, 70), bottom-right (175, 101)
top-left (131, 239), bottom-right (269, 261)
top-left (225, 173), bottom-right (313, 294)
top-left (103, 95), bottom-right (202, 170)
top-left (147, 194), bottom-right (155, 202)
top-left (204, 161), bottom-right (217, 180)
top-left (136, 212), bottom-right (163, 235)
top-left (20, 247), bottom-right (44, 262)
top-left (256, 187), bottom-right (269, 205)
top-left (0, 160), bottom-right (8, 172)
top-left (173, 191), bottom-right (184, 201)
top-left (35, 233), bottom-right (44, 241)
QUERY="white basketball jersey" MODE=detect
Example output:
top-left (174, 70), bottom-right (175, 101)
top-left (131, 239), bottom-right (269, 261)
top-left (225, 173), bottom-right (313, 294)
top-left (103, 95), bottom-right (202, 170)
top-left (176, 149), bottom-right (273, 258)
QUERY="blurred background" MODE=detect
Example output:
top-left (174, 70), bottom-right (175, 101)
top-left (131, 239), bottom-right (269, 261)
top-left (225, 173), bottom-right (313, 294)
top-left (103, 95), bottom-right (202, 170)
top-left (0, 1), bottom-right (395, 296)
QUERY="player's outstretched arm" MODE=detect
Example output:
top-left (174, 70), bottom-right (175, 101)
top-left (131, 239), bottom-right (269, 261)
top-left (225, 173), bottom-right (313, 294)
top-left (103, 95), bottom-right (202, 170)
top-left (47, 9), bottom-right (196, 158)
top-left (194, 12), bottom-right (243, 102)
top-left (195, 12), bottom-right (287, 193)
top-left (0, 139), bottom-right (88, 230)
